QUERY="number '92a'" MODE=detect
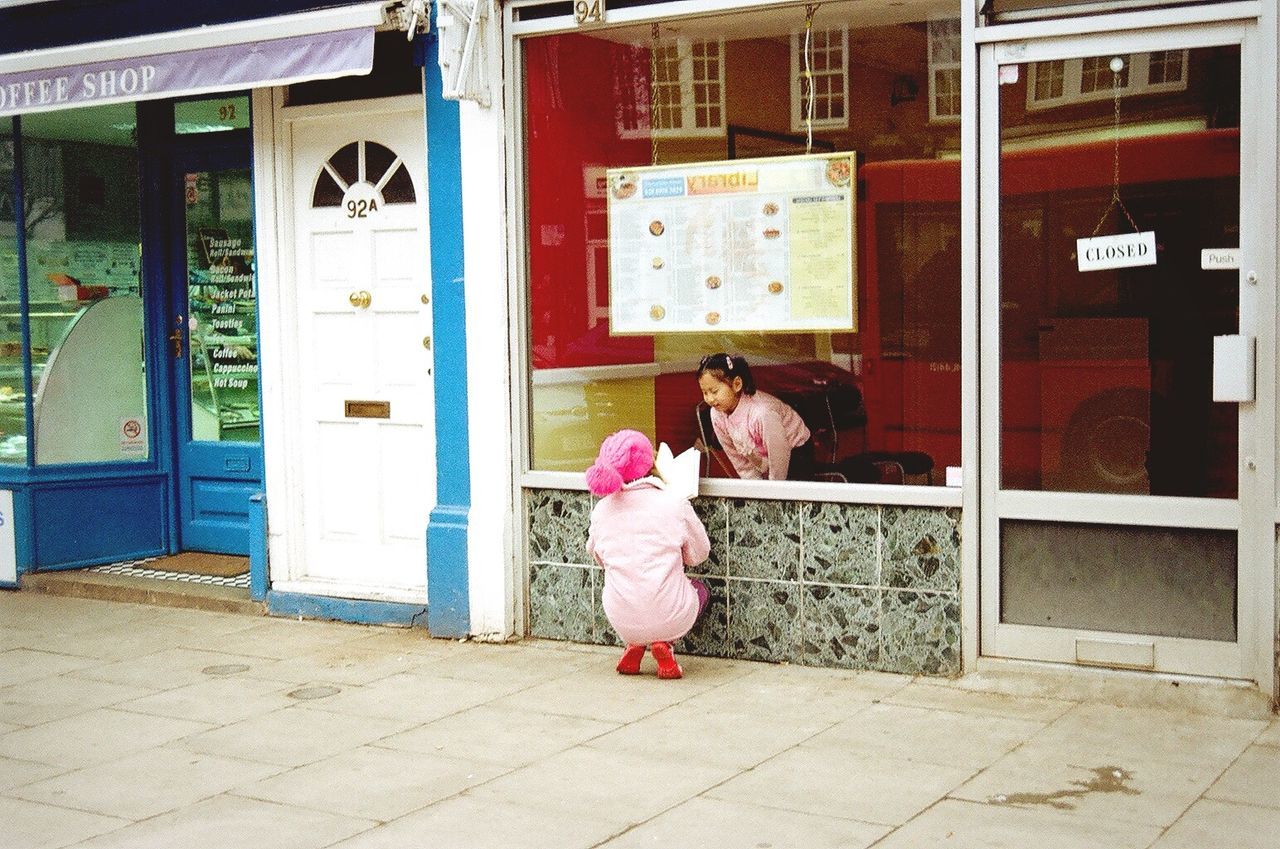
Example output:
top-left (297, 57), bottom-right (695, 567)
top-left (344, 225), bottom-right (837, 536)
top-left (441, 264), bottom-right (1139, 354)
top-left (347, 198), bottom-right (378, 218)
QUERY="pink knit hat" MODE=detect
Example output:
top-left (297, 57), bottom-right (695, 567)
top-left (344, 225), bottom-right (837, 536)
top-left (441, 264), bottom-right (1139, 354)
top-left (585, 429), bottom-right (655, 496)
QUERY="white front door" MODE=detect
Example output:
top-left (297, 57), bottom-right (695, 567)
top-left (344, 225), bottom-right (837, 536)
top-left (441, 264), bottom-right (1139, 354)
top-left (978, 19), bottom-right (1273, 680)
top-left (284, 97), bottom-right (435, 598)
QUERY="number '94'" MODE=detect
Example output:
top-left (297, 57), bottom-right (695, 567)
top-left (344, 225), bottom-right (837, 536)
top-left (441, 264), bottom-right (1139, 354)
top-left (573, 0), bottom-right (603, 24)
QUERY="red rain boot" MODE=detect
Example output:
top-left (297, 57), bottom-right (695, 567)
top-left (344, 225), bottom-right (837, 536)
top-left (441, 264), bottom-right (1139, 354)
top-left (616, 644), bottom-right (646, 675)
top-left (651, 641), bottom-right (683, 680)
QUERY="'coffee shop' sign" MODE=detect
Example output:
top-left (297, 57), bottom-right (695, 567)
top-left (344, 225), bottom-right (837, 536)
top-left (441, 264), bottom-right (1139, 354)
top-left (0, 28), bottom-right (373, 118)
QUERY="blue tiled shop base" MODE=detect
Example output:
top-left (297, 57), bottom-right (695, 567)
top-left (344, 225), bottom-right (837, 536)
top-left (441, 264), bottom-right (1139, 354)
top-left (526, 489), bottom-right (960, 676)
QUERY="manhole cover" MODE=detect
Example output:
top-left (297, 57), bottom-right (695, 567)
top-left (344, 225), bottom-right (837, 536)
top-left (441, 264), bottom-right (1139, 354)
top-left (201, 664), bottom-right (250, 676)
top-left (288, 685), bottom-right (341, 700)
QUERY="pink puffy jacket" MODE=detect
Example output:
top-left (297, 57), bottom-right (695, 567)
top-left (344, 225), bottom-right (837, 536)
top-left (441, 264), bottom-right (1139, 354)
top-left (586, 479), bottom-right (711, 645)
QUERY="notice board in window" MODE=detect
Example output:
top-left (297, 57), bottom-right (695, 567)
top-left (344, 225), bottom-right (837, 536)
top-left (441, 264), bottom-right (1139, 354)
top-left (606, 152), bottom-right (856, 334)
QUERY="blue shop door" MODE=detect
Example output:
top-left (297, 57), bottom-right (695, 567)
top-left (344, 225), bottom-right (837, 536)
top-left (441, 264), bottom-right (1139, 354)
top-left (167, 138), bottom-right (263, 554)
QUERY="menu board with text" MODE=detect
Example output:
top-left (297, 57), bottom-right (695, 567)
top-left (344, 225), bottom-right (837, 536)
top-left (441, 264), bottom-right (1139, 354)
top-left (606, 152), bottom-right (856, 334)
top-left (192, 227), bottom-right (257, 395)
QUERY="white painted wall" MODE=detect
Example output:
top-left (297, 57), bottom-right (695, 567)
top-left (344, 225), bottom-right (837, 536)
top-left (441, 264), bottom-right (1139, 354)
top-left (460, 8), bottom-right (517, 639)
top-left (252, 88), bottom-right (303, 587)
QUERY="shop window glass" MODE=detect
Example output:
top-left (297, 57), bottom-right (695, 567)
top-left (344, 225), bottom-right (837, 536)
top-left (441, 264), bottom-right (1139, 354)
top-left (185, 168), bottom-right (259, 443)
top-left (997, 46), bottom-right (1240, 497)
top-left (21, 104), bottom-right (147, 464)
top-left (522, 3), bottom-right (962, 486)
top-left (0, 118), bottom-right (25, 462)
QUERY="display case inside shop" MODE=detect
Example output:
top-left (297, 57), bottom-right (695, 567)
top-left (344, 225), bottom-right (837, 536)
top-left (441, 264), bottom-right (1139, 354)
top-left (0, 300), bottom-right (79, 461)
top-left (32, 294), bottom-right (146, 464)
top-left (0, 239), bottom-right (144, 461)
top-left (0, 338), bottom-right (29, 461)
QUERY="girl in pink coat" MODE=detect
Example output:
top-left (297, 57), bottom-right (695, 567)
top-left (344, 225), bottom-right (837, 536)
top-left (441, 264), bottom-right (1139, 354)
top-left (586, 429), bottom-right (711, 679)
top-left (697, 352), bottom-right (812, 480)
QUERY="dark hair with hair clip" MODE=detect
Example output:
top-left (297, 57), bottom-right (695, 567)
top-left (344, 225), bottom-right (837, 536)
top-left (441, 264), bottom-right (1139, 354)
top-left (696, 352), bottom-right (756, 395)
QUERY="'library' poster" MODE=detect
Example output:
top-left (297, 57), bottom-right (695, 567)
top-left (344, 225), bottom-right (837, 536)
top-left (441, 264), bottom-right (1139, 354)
top-left (606, 152), bottom-right (856, 334)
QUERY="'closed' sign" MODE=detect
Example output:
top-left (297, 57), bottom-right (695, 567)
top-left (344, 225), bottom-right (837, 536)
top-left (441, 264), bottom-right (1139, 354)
top-left (1076, 231), bottom-right (1157, 272)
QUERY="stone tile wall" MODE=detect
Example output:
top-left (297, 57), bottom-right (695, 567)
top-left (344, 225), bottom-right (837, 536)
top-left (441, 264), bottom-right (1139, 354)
top-left (527, 489), bottom-right (961, 676)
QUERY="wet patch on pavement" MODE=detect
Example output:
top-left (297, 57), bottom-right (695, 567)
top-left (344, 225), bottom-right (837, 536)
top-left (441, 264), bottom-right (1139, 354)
top-left (989, 765), bottom-right (1138, 810)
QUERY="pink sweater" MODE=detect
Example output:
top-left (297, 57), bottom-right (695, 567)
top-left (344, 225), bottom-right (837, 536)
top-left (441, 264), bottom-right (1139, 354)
top-left (586, 478), bottom-right (711, 645)
top-left (709, 391), bottom-right (811, 480)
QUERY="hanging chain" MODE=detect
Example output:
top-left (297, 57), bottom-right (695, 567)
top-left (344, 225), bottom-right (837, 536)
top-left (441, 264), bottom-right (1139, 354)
top-left (1091, 59), bottom-right (1140, 237)
top-left (803, 4), bottom-right (820, 155)
top-left (1112, 79), bottom-right (1121, 201)
top-left (650, 22), bottom-right (661, 166)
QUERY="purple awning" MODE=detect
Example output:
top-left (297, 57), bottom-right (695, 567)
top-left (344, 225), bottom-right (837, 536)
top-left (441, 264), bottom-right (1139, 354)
top-left (0, 26), bottom-right (374, 117)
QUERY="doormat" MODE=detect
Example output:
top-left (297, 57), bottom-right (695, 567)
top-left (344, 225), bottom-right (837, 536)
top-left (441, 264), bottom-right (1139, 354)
top-left (150, 551), bottom-right (250, 578)
top-left (87, 560), bottom-right (250, 589)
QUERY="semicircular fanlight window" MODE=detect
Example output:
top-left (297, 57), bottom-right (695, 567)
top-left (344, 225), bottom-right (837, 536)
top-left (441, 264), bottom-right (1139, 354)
top-left (311, 140), bottom-right (417, 208)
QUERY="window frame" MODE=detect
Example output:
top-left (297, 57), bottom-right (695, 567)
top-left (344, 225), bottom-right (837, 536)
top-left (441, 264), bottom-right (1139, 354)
top-left (651, 37), bottom-right (727, 139)
top-left (1025, 49), bottom-right (1189, 109)
top-left (790, 26), bottom-right (850, 132)
top-left (928, 18), bottom-right (962, 124)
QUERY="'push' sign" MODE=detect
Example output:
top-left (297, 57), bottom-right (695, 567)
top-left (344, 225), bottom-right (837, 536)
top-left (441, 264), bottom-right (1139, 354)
top-left (1076, 231), bottom-right (1157, 272)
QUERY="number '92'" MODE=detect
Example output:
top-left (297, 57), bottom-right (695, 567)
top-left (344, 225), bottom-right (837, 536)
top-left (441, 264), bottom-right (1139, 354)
top-left (347, 198), bottom-right (378, 218)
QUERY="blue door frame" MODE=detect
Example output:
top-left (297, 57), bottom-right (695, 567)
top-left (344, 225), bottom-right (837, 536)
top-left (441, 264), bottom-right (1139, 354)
top-left (160, 128), bottom-right (263, 555)
top-left (420, 33), bottom-right (470, 636)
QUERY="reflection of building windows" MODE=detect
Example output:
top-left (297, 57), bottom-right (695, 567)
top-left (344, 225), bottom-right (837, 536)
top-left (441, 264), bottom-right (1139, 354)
top-left (1034, 60), bottom-right (1066, 101)
top-left (613, 46), bottom-right (650, 139)
top-left (927, 19), bottom-right (961, 123)
top-left (1079, 56), bottom-right (1123, 94)
top-left (1028, 51), bottom-right (1188, 109)
top-left (791, 27), bottom-right (848, 131)
top-left (653, 39), bottom-right (725, 137)
top-left (613, 39), bottom-right (725, 139)
top-left (7, 140), bottom-right (64, 240)
top-left (1147, 50), bottom-right (1186, 85)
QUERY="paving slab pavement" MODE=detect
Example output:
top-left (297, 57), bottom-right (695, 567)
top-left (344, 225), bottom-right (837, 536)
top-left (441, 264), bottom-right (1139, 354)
top-left (1, 591), bottom-right (1277, 849)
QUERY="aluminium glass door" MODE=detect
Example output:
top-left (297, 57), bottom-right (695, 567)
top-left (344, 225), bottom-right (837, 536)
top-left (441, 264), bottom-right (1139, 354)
top-left (979, 20), bottom-right (1270, 678)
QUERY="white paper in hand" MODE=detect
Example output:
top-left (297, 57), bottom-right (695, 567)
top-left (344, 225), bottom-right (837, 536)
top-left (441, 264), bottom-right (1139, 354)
top-left (655, 442), bottom-right (701, 500)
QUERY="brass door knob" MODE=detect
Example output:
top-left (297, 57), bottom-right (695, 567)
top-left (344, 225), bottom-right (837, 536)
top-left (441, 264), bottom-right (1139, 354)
top-left (349, 290), bottom-right (372, 309)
